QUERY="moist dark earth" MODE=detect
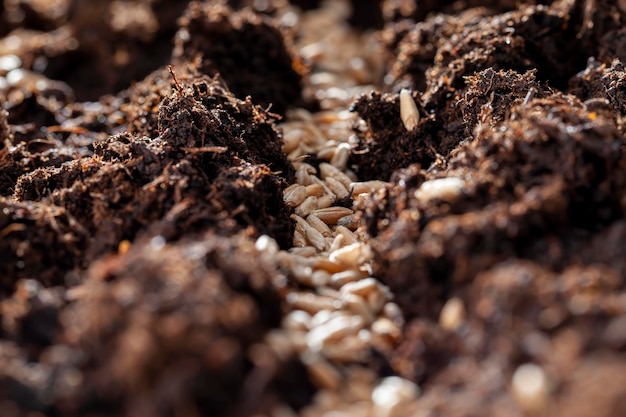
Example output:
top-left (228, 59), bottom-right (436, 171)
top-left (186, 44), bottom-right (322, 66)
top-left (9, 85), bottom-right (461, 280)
top-left (1, 1), bottom-right (626, 417)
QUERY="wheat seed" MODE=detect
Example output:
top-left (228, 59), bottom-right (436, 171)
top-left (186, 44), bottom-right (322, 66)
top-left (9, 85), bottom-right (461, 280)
top-left (400, 88), bottom-right (420, 131)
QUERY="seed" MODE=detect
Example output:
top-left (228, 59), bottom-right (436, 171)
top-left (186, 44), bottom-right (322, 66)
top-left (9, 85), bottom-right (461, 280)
top-left (329, 242), bottom-right (373, 267)
top-left (316, 194), bottom-right (335, 209)
top-left (325, 176), bottom-right (350, 199)
top-left (301, 351), bottom-right (342, 390)
top-left (340, 277), bottom-right (379, 297)
top-left (282, 127), bottom-right (302, 154)
top-left (309, 257), bottom-right (344, 273)
top-left (306, 183), bottom-right (326, 197)
top-left (330, 270), bottom-right (367, 288)
top-left (321, 335), bottom-right (369, 363)
top-left (439, 296), bottom-right (466, 331)
top-left (307, 214), bottom-right (332, 237)
top-left (290, 247), bottom-right (317, 257)
top-left (293, 230), bottom-right (306, 247)
top-left (372, 376), bottom-right (420, 417)
top-left (336, 225), bottom-right (358, 245)
top-left (311, 207), bottom-right (354, 224)
top-left (371, 317), bottom-right (402, 343)
top-left (337, 215), bottom-right (358, 231)
top-left (309, 176), bottom-right (334, 196)
top-left (320, 163), bottom-right (352, 189)
top-left (291, 213), bottom-right (309, 230)
top-left (295, 196), bottom-right (318, 217)
top-left (328, 234), bottom-right (345, 253)
top-left (310, 309), bottom-right (334, 328)
top-left (400, 88), bottom-right (420, 131)
top-left (306, 226), bottom-right (328, 252)
top-left (350, 180), bottom-right (389, 196)
top-left (414, 177), bottom-right (465, 203)
top-left (317, 144), bottom-right (337, 161)
top-left (289, 263), bottom-right (314, 285)
top-left (316, 286), bottom-right (343, 301)
top-left (296, 164), bottom-right (316, 186)
top-left (512, 363), bottom-right (549, 412)
top-left (286, 292), bottom-right (341, 314)
top-left (383, 302), bottom-right (404, 326)
top-left (330, 142), bottom-right (351, 170)
top-left (282, 310), bottom-right (312, 331)
top-left (307, 315), bottom-right (365, 352)
top-left (342, 292), bottom-right (375, 324)
top-left (255, 235), bottom-right (279, 255)
top-left (367, 287), bottom-right (389, 315)
top-left (301, 122), bottom-right (327, 147)
top-left (311, 269), bottom-right (331, 286)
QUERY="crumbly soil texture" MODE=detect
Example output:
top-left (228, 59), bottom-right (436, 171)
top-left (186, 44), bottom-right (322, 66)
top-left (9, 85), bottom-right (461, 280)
top-left (1, 1), bottom-right (626, 417)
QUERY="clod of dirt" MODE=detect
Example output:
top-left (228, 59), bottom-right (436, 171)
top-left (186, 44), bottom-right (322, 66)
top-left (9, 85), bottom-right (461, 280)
top-left (349, 68), bottom-right (545, 181)
top-left (1, 279), bottom-right (64, 358)
top-left (40, 0), bottom-right (188, 100)
top-left (397, 259), bottom-right (626, 416)
top-left (0, 198), bottom-right (88, 294)
top-left (0, 234), bottom-right (316, 416)
top-left (569, 58), bottom-right (626, 134)
top-left (362, 96), bottom-right (626, 321)
top-left (172, 2), bottom-right (310, 115)
top-left (6, 74), bottom-right (294, 292)
top-left (381, 0), bottom-right (526, 24)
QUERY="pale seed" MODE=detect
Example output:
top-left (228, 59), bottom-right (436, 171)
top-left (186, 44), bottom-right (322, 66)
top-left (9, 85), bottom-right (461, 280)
top-left (400, 88), bottom-right (420, 131)
top-left (311, 207), bottom-right (354, 224)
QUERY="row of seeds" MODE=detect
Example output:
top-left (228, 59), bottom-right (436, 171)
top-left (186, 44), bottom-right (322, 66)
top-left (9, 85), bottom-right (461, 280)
top-left (254, 105), bottom-right (418, 417)
top-left (253, 2), bottom-right (419, 416)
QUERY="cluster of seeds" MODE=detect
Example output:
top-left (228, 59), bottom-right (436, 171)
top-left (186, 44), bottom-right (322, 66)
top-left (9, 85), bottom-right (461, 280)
top-left (246, 2), bottom-right (423, 415)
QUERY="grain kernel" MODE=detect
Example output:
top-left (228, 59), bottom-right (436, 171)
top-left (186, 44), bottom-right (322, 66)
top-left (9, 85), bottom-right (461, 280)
top-left (311, 207), bottom-right (353, 224)
top-left (400, 88), bottom-right (420, 131)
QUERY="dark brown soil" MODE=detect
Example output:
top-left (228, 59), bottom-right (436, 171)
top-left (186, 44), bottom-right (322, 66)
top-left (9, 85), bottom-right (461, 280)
top-left (2, 0), bottom-right (626, 416)
top-left (348, 0), bottom-right (626, 414)
top-left (172, 2), bottom-right (309, 115)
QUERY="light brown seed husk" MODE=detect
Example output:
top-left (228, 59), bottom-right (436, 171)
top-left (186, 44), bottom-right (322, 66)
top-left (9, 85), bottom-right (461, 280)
top-left (329, 242), bottom-right (372, 267)
top-left (320, 163), bottom-right (352, 189)
top-left (306, 226), bottom-right (328, 252)
top-left (350, 180), bottom-right (389, 197)
top-left (325, 176), bottom-right (350, 199)
top-left (286, 292), bottom-right (341, 314)
top-left (330, 143), bottom-right (351, 171)
top-left (400, 88), bottom-right (420, 131)
top-left (311, 207), bottom-right (354, 224)
top-left (309, 257), bottom-right (345, 273)
top-left (316, 194), bottom-right (336, 209)
top-left (307, 214), bottom-right (332, 237)
top-left (295, 196), bottom-right (319, 217)
top-left (306, 184), bottom-right (326, 198)
top-left (335, 225), bottom-right (358, 245)
top-left (328, 234), bottom-right (345, 253)
top-left (339, 277), bottom-right (379, 297)
top-left (330, 269), bottom-right (368, 288)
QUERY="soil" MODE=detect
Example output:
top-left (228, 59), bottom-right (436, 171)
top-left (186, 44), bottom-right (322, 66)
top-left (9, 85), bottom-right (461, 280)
top-left (1, 0), bottom-right (626, 417)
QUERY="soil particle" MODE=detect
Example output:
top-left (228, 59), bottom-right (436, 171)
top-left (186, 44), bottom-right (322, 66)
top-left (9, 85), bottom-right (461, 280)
top-left (172, 2), bottom-right (309, 115)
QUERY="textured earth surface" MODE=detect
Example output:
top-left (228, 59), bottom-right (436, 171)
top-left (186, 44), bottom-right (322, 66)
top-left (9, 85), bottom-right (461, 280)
top-left (1, 1), bottom-right (626, 417)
